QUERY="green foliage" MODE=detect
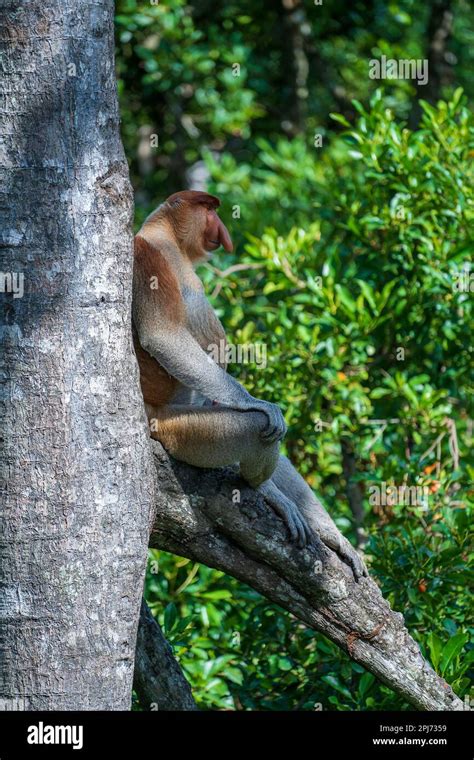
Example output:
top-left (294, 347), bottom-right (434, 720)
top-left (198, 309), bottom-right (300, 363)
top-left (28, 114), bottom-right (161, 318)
top-left (371, 504), bottom-right (473, 696)
top-left (143, 550), bottom-right (411, 710)
top-left (115, 3), bottom-right (474, 710)
top-left (206, 90), bottom-right (473, 479)
top-left (116, 0), bottom-right (474, 215)
top-left (140, 94), bottom-right (473, 711)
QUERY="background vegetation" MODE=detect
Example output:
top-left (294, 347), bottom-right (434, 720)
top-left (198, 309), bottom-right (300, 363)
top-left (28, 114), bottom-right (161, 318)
top-left (115, 0), bottom-right (474, 710)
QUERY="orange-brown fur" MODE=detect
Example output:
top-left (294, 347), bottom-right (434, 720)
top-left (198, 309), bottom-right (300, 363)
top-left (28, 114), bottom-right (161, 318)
top-left (133, 335), bottom-right (178, 407)
top-left (133, 234), bottom-right (185, 406)
top-left (134, 234), bottom-right (185, 323)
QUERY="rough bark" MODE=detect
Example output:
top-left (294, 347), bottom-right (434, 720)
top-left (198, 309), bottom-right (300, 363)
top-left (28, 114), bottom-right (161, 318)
top-left (0, 0), bottom-right (156, 709)
top-left (133, 599), bottom-right (197, 711)
top-left (148, 443), bottom-right (463, 712)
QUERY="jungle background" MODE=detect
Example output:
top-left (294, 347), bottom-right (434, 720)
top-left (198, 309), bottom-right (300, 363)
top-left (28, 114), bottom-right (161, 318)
top-left (115, 0), bottom-right (473, 710)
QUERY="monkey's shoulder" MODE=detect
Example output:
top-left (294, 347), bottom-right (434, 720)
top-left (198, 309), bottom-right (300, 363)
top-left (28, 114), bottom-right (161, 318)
top-left (134, 235), bottom-right (185, 323)
top-left (134, 235), bottom-right (177, 288)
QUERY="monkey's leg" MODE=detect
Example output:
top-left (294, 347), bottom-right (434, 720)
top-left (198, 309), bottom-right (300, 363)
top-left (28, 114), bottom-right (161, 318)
top-left (147, 404), bottom-right (279, 476)
top-left (271, 455), bottom-right (367, 579)
top-left (146, 404), bottom-right (309, 545)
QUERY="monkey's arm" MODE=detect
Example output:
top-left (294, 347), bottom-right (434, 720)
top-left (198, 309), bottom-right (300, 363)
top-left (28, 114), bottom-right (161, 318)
top-left (137, 323), bottom-right (286, 443)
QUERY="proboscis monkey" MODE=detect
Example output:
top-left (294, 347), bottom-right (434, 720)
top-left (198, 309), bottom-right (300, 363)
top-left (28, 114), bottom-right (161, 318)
top-left (132, 191), bottom-right (366, 579)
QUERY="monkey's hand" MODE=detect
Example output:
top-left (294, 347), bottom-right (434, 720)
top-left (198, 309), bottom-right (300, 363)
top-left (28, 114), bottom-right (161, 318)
top-left (247, 399), bottom-right (287, 443)
top-left (209, 397), bottom-right (286, 443)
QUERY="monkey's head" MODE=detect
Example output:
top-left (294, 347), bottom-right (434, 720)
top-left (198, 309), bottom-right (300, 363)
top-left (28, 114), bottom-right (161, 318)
top-left (160, 190), bottom-right (233, 263)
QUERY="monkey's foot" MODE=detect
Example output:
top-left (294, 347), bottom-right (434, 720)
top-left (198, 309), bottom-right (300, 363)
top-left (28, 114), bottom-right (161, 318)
top-left (282, 502), bottom-right (313, 548)
top-left (314, 524), bottom-right (367, 581)
top-left (259, 483), bottom-right (313, 548)
top-left (258, 482), bottom-right (367, 577)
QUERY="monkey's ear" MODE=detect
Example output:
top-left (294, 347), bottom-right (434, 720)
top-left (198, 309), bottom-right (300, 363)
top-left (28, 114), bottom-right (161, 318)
top-left (165, 190), bottom-right (221, 209)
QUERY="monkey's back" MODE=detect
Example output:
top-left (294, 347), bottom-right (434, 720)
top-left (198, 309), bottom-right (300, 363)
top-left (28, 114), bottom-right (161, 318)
top-left (132, 234), bottom-right (183, 408)
top-left (132, 328), bottom-right (178, 407)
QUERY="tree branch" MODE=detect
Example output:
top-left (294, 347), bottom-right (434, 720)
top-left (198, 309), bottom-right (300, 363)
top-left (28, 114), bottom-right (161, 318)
top-left (133, 599), bottom-right (197, 711)
top-left (148, 441), bottom-right (463, 711)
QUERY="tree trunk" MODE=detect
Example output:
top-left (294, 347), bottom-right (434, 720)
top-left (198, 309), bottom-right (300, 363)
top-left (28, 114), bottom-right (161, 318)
top-left (0, 0), bottom-right (156, 710)
top-left (409, 0), bottom-right (454, 127)
top-left (341, 438), bottom-right (366, 547)
top-left (280, 0), bottom-right (310, 135)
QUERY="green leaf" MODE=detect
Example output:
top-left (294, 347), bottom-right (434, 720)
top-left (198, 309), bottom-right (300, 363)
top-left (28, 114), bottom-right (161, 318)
top-left (370, 388), bottom-right (391, 399)
top-left (440, 633), bottom-right (469, 675)
top-left (359, 672), bottom-right (375, 699)
top-left (163, 603), bottom-right (178, 634)
top-left (329, 112), bottom-right (351, 127)
top-left (356, 279), bottom-right (377, 311)
top-left (426, 632), bottom-right (443, 670)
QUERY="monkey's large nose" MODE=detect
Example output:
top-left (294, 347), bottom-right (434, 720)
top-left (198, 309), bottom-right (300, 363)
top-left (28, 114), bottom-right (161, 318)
top-left (217, 218), bottom-right (233, 252)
